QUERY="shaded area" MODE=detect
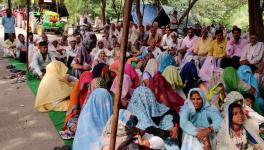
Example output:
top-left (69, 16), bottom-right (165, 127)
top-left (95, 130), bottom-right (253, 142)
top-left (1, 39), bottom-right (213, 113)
top-left (8, 58), bottom-right (73, 146)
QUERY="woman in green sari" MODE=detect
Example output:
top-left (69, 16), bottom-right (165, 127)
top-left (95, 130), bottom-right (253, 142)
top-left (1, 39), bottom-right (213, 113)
top-left (222, 67), bottom-right (255, 95)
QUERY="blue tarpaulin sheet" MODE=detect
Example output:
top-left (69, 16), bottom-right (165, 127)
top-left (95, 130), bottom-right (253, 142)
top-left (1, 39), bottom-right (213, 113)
top-left (131, 4), bottom-right (159, 26)
top-left (131, 4), bottom-right (174, 26)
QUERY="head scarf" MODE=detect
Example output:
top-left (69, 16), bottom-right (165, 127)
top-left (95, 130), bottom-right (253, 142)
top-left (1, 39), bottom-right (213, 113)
top-left (124, 63), bottom-right (140, 88)
top-left (102, 109), bottom-right (138, 149)
top-left (90, 77), bottom-right (107, 91)
top-left (92, 63), bottom-right (110, 83)
top-left (180, 62), bottom-right (199, 95)
top-left (142, 71), bottom-right (152, 81)
top-left (144, 58), bottom-right (159, 77)
top-left (237, 65), bottom-right (259, 93)
top-left (180, 88), bottom-right (222, 140)
top-left (216, 91), bottom-right (264, 149)
top-left (110, 74), bottom-right (132, 99)
top-left (127, 86), bottom-right (169, 130)
top-left (222, 67), bottom-right (239, 92)
top-left (73, 46), bottom-right (92, 65)
top-left (199, 56), bottom-right (217, 82)
top-left (64, 71), bottom-right (93, 129)
top-left (184, 88), bottom-right (211, 114)
top-left (207, 82), bottom-right (226, 109)
top-left (73, 88), bottom-right (113, 150)
top-left (35, 61), bottom-right (73, 112)
top-left (162, 65), bottom-right (184, 90)
top-left (157, 52), bottom-right (176, 73)
top-left (149, 73), bottom-right (184, 113)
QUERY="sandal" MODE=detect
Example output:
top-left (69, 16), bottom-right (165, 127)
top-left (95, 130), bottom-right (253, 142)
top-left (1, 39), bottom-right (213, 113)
top-left (3, 74), bottom-right (16, 79)
top-left (54, 147), bottom-right (62, 150)
top-left (59, 130), bottom-right (73, 140)
top-left (6, 65), bottom-right (15, 69)
top-left (62, 146), bottom-right (71, 150)
top-left (9, 69), bottom-right (21, 73)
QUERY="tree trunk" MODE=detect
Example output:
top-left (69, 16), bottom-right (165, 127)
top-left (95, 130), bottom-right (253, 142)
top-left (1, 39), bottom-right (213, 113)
top-left (254, 0), bottom-right (264, 42)
top-left (100, 0), bottom-right (106, 25)
top-left (178, 0), bottom-right (199, 25)
top-left (112, 0), bottom-right (120, 23)
top-left (8, 0), bottom-right (12, 10)
top-left (248, 0), bottom-right (264, 42)
top-left (248, 0), bottom-right (256, 35)
top-left (135, 0), bottom-right (143, 26)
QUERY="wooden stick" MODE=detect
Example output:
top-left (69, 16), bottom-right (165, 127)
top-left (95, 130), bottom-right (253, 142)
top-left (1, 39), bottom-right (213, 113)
top-left (26, 0), bottom-right (30, 72)
top-left (109, 0), bottom-right (132, 150)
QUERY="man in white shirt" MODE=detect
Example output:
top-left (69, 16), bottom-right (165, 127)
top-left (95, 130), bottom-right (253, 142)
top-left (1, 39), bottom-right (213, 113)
top-left (137, 39), bottom-right (162, 60)
top-left (240, 33), bottom-right (264, 70)
top-left (109, 23), bottom-right (120, 38)
top-left (102, 31), bottom-right (112, 50)
top-left (2, 9), bottom-right (15, 40)
top-left (30, 41), bottom-right (56, 79)
top-left (66, 37), bottom-right (78, 68)
top-left (161, 26), bottom-right (172, 50)
top-left (90, 40), bottom-right (111, 58)
top-left (170, 10), bottom-right (178, 32)
top-left (48, 39), bottom-right (66, 60)
top-left (3, 33), bottom-right (17, 58)
top-left (16, 34), bottom-right (27, 62)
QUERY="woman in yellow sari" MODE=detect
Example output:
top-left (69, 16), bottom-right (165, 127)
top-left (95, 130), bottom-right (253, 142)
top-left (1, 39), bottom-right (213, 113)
top-left (34, 61), bottom-right (76, 112)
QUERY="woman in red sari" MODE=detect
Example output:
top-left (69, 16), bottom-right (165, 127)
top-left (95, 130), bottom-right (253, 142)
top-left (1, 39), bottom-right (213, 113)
top-left (60, 71), bottom-right (93, 139)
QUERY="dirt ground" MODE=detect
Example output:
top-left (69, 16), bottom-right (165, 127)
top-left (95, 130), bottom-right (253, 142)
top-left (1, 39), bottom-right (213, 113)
top-left (0, 27), bottom-right (63, 150)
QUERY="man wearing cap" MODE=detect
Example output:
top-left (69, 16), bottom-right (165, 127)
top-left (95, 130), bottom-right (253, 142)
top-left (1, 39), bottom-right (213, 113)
top-left (66, 37), bottom-right (78, 68)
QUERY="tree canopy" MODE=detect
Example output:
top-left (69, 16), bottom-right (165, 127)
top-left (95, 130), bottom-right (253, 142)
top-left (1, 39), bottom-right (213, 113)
top-left (0, 0), bottom-right (260, 31)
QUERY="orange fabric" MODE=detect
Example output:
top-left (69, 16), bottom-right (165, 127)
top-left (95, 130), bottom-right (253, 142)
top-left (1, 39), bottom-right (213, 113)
top-left (63, 71), bottom-right (93, 129)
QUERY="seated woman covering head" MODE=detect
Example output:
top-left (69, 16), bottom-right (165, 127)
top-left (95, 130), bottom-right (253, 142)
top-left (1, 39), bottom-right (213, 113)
top-left (180, 62), bottom-right (200, 96)
top-left (144, 58), bottom-right (159, 78)
top-left (92, 63), bottom-right (113, 89)
top-left (222, 67), bottom-right (256, 95)
top-left (216, 92), bottom-right (264, 149)
top-left (71, 46), bottom-right (93, 79)
top-left (127, 86), bottom-right (181, 149)
top-left (206, 82), bottom-right (226, 109)
top-left (110, 74), bottom-right (133, 108)
top-left (73, 88), bottom-right (113, 150)
top-left (92, 50), bottom-right (109, 68)
top-left (237, 65), bottom-right (264, 114)
top-left (143, 72), bottom-right (184, 113)
top-left (162, 65), bottom-right (186, 99)
top-left (180, 88), bottom-right (222, 150)
top-left (157, 51), bottom-right (177, 73)
top-left (34, 61), bottom-right (76, 112)
top-left (60, 71), bottom-right (93, 139)
top-left (102, 109), bottom-right (165, 150)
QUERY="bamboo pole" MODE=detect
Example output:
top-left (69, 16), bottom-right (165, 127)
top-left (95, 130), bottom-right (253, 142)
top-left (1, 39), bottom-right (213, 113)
top-left (109, 0), bottom-right (132, 150)
top-left (26, 0), bottom-right (30, 72)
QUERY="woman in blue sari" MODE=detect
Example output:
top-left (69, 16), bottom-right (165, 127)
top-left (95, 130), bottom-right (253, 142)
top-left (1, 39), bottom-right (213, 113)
top-left (73, 88), bottom-right (113, 150)
top-left (180, 88), bottom-right (222, 150)
top-left (157, 51), bottom-right (177, 73)
top-left (237, 65), bottom-right (264, 113)
top-left (127, 86), bottom-right (181, 150)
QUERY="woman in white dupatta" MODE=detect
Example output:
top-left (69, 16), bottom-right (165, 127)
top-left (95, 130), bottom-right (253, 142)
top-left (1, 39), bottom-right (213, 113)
top-left (216, 91), bottom-right (264, 150)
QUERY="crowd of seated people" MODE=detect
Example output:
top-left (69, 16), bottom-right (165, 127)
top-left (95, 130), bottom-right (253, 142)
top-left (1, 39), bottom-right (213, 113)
top-left (4, 19), bottom-right (264, 149)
